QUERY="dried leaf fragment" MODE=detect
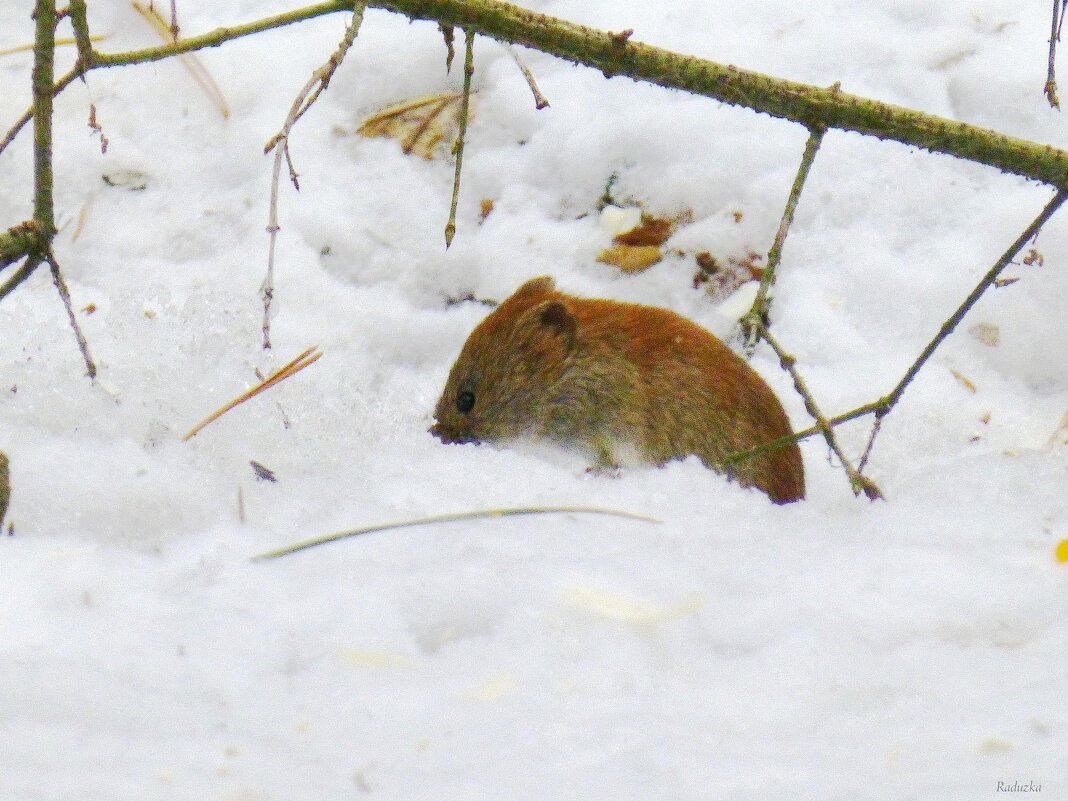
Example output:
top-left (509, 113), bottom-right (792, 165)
top-left (613, 214), bottom-right (675, 246)
top-left (1021, 248), bottom-right (1044, 267)
top-left (357, 93), bottom-right (466, 160)
top-left (250, 461), bottom-right (277, 482)
top-left (968, 323), bottom-right (1000, 347)
top-left (102, 170), bottom-right (148, 191)
top-left (693, 249), bottom-right (764, 301)
top-left (597, 243), bottom-right (662, 273)
top-left (950, 369), bottom-right (977, 393)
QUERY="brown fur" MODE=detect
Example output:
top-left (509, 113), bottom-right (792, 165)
top-left (431, 276), bottom-right (805, 503)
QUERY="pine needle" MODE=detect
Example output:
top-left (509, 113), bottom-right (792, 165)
top-left (130, 1), bottom-right (230, 119)
top-left (183, 346), bottom-right (322, 441)
top-left (253, 506), bottom-right (662, 560)
top-left (0, 35), bottom-right (109, 57)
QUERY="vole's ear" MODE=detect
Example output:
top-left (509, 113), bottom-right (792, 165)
top-left (536, 300), bottom-right (576, 349)
top-left (513, 276), bottom-right (555, 299)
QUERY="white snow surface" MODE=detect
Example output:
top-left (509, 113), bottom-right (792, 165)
top-left (2, 1), bottom-right (1067, 798)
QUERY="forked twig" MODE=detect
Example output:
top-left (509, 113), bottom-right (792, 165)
top-left (0, 68), bottom-right (78, 157)
top-left (183, 346), bottom-right (322, 440)
top-left (253, 506), bottom-right (661, 560)
top-left (759, 324), bottom-right (882, 499)
top-left (444, 28), bottom-right (475, 248)
top-left (742, 124), bottom-right (825, 352)
top-left (131, 1), bottom-right (230, 118)
top-left (723, 190), bottom-right (1068, 485)
top-left (877, 189), bottom-right (1068, 417)
top-left (261, 3), bottom-right (366, 349)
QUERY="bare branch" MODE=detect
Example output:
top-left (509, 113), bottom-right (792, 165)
top-left (759, 324), bottom-right (883, 500)
top-left (445, 29), bottom-right (475, 248)
top-left (47, 252), bottom-right (96, 378)
top-left (742, 124), bottom-right (825, 353)
top-left (879, 189), bottom-right (1068, 415)
top-left (261, 3), bottom-right (367, 348)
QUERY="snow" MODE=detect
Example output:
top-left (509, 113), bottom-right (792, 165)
top-left (1, 1), bottom-right (1067, 798)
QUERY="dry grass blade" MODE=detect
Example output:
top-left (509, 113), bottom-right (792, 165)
top-left (0, 36), bottom-right (109, 57)
top-left (253, 506), bottom-right (662, 560)
top-left (131, 1), bottom-right (230, 119)
top-left (183, 346), bottom-right (322, 441)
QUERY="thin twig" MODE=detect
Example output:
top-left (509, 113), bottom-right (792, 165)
top-left (0, 257), bottom-right (44, 303)
top-left (0, 68), bottom-right (77, 157)
top-left (253, 506), bottom-right (662, 560)
top-left (0, 450), bottom-right (9, 531)
top-left (759, 324), bottom-right (882, 499)
top-left (444, 28), bottom-right (475, 248)
top-left (169, 0), bottom-right (180, 41)
top-left (47, 252), bottom-right (96, 378)
top-left (261, 4), bottom-right (366, 349)
top-left (742, 124), bottom-right (825, 353)
top-left (723, 190), bottom-right (1068, 475)
top-left (878, 189), bottom-right (1068, 416)
top-left (504, 43), bottom-right (549, 109)
top-left (719, 399), bottom-right (885, 469)
top-left (1046, 0), bottom-right (1067, 109)
top-left (856, 415), bottom-right (882, 475)
top-left (67, 0), bottom-right (93, 72)
top-left (183, 346), bottom-right (323, 440)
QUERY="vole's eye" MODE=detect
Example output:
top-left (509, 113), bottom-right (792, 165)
top-left (456, 390), bottom-right (475, 414)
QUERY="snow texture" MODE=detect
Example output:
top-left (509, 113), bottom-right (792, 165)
top-left (1, 1), bottom-right (1066, 798)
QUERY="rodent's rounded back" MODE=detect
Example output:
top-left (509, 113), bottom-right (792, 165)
top-left (431, 276), bottom-right (805, 503)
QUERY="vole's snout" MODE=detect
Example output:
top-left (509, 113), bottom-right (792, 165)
top-left (429, 421), bottom-right (477, 445)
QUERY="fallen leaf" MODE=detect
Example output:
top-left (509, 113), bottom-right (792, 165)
top-left (357, 93), bottom-right (466, 160)
top-left (597, 243), bottom-right (662, 273)
top-left (614, 214), bottom-right (675, 246)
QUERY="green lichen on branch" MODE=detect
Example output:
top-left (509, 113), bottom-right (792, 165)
top-left (7, 0), bottom-right (1068, 189)
top-left (373, 0), bottom-right (1068, 188)
top-left (0, 221), bottom-right (44, 270)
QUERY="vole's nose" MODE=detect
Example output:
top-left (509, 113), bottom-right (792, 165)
top-left (429, 421), bottom-right (475, 445)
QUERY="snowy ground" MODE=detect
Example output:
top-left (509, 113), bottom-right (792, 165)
top-left (1, 1), bottom-right (1067, 798)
